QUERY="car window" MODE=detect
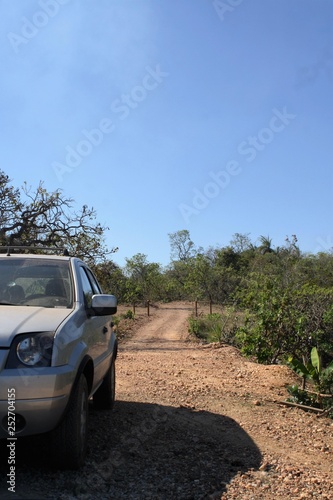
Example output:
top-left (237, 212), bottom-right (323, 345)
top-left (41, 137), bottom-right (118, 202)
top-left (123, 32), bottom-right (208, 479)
top-left (79, 267), bottom-right (96, 308)
top-left (0, 258), bottom-right (73, 308)
top-left (85, 268), bottom-right (102, 294)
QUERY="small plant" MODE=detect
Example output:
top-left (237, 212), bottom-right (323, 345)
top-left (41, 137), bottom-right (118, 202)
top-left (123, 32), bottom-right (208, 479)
top-left (188, 310), bottom-right (240, 344)
top-left (286, 384), bottom-right (321, 408)
top-left (188, 314), bottom-right (209, 341)
top-left (112, 316), bottom-right (120, 328)
top-left (287, 347), bottom-right (333, 416)
top-left (288, 347), bottom-right (333, 394)
top-left (121, 309), bottom-right (135, 320)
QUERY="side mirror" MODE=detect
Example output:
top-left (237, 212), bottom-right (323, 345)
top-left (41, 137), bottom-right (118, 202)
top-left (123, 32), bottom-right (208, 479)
top-left (91, 294), bottom-right (117, 316)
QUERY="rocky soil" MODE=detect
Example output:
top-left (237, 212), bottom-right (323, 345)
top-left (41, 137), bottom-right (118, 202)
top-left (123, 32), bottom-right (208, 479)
top-left (1, 301), bottom-right (333, 499)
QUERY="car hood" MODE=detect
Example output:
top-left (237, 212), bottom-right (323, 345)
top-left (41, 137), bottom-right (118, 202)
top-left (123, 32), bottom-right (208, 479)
top-left (0, 306), bottom-right (73, 347)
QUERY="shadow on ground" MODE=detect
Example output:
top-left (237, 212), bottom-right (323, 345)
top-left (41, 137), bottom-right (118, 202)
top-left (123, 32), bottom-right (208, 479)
top-left (0, 400), bottom-right (261, 499)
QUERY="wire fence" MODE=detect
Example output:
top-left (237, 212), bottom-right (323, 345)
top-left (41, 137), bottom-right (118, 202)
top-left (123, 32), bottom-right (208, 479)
top-left (117, 300), bottom-right (226, 318)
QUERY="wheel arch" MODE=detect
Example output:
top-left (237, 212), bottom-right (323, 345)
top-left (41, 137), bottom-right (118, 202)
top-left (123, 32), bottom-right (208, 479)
top-left (76, 355), bottom-right (94, 395)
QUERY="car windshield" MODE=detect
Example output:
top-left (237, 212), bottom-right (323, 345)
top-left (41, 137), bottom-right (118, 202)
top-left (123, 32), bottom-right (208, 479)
top-left (0, 258), bottom-right (73, 308)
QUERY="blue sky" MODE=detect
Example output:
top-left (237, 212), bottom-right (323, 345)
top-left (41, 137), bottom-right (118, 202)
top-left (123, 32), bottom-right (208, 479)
top-left (1, 0), bottom-right (332, 268)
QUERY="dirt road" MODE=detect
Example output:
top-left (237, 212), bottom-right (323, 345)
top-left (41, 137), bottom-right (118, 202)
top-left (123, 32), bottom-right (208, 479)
top-left (1, 302), bottom-right (333, 499)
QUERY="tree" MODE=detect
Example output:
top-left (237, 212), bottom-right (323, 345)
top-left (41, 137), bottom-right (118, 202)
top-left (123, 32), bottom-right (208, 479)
top-left (282, 234), bottom-right (300, 258)
top-left (93, 261), bottom-right (126, 300)
top-left (168, 229), bottom-right (196, 262)
top-left (124, 253), bottom-right (163, 303)
top-left (258, 235), bottom-right (274, 255)
top-left (164, 260), bottom-right (192, 300)
top-left (230, 232), bottom-right (253, 253)
top-left (215, 246), bottom-right (243, 272)
top-left (0, 171), bottom-right (116, 263)
top-left (185, 253), bottom-right (215, 301)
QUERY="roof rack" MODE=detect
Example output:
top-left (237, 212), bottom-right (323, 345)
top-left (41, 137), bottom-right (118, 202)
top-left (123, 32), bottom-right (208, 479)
top-left (1, 246), bottom-right (69, 257)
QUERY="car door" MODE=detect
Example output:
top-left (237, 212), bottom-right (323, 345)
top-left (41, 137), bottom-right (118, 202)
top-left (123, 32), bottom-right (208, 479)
top-left (78, 265), bottom-right (112, 389)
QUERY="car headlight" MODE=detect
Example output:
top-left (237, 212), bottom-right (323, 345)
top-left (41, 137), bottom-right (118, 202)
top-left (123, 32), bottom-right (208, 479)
top-left (6, 333), bottom-right (55, 368)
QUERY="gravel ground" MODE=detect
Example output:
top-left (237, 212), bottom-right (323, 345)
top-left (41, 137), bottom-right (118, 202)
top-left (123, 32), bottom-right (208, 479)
top-left (1, 302), bottom-right (333, 499)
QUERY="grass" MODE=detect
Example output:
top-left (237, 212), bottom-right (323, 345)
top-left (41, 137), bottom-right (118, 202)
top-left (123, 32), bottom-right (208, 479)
top-left (188, 307), bottom-right (244, 345)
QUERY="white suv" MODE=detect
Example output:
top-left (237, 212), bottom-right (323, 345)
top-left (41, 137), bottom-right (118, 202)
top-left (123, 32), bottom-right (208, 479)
top-left (0, 247), bottom-right (117, 469)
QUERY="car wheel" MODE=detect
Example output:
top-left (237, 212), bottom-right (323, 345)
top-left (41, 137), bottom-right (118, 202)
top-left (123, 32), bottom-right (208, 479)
top-left (50, 373), bottom-right (89, 469)
top-left (93, 358), bottom-right (116, 410)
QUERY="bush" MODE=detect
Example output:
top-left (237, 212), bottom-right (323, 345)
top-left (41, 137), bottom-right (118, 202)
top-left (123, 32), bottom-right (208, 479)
top-left (286, 385), bottom-right (321, 408)
top-left (236, 276), bottom-right (333, 364)
top-left (188, 308), bottom-right (240, 344)
top-left (121, 309), bottom-right (135, 320)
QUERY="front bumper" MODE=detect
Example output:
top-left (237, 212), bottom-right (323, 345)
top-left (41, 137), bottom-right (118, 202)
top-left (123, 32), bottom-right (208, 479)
top-left (0, 364), bottom-right (74, 438)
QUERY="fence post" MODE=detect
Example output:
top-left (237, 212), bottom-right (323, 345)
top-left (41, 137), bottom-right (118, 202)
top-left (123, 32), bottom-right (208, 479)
top-left (133, 303), bottom-right (136, 315)
top-left (147, 300), bottom-right (150, 316)
top-left (210, 301), bottom-right (212, 315)
top-left (195, 300), bottom-right (198, 317)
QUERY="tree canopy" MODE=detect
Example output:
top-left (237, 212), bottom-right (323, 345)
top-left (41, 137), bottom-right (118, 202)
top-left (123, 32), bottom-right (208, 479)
top-left (168, 229), bottom-right (196, 262)
top-left (0, 170), bottom-right (116, 263)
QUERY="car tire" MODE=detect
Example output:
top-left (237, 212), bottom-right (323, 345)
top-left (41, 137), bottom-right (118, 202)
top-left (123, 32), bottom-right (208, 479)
top-left (93, 358), bottom-right (116, 410)
top-left (50, 373), bottom-right (89, 470)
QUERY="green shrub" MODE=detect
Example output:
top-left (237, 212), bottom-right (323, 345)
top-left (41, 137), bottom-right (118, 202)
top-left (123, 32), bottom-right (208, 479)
top-left (121, 309), bottom-right (135, 320)
top-left (188, 313), bottom-right (222, 342)
top-left (286, 384), bottom-right (333, 417)
top-left (236, 276), bottom-right (333, 364)
top-left (188, 308), bottom-right (240, 344)
top-left (286, 385), bottom-right (321, 408)
top-left (288, 346), bottom-right (333, 394)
